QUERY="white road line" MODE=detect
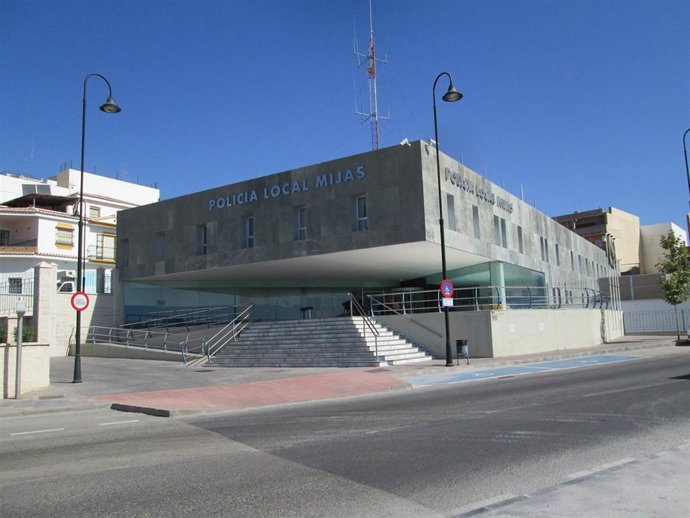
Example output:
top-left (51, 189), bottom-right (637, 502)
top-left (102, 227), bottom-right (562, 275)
top-left (10, 428), bottom-right (65, 436)
top-left (583, 380), bottom-right (677, 398)
top-left (99, 420), bottom-right (140, 427)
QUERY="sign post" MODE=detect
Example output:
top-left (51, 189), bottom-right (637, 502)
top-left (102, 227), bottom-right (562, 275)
top-left (15, 298), bottom-right (26, 399)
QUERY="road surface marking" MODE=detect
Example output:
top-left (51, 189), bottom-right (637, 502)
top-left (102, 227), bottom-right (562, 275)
top-left (99, 419), bottom-right (140, 426)
top-left (10, 428), bottom-right (65, 436)
top-left (583, 380), bottom-right (678, 398)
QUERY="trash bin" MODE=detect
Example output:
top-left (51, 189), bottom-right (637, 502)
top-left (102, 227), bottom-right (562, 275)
top-left (456, 339), bottom-right (470, 365)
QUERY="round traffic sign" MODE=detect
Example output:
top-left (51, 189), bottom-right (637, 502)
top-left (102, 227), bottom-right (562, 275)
top-left (440, 279), bottom-right (455, 298)
top-left (71, 291), bottom-right (90, 312)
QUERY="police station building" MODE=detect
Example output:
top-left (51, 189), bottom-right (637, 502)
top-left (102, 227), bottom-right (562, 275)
top-left (116, 140), bottom-right (623, 358)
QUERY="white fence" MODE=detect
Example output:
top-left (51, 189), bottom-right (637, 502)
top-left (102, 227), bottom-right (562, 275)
top-left (624, 308), bottom-right (690, 334)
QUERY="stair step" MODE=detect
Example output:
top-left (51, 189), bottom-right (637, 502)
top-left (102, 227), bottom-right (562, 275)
top-left (205, 316), bottom-right (432, 368)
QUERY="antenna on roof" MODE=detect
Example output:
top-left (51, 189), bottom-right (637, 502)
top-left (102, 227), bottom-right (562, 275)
top-left (354, 0), bottom-right (389, 150)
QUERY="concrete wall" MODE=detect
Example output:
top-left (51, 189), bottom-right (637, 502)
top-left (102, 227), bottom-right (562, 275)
top-left (378, 308), bottom-right (624, 359)
top-left (640, 222), bottom-right (687, 274)
top-left (606, 207), bottom-right (641, 274)
top-left (118, 144), bottom-right (426, 280)
top-left (424, 144), bottom-right (612, 289)
top-left (1, 343), bottom-right (50, 398)
top-left (32, 263), bottom-right (119, 357)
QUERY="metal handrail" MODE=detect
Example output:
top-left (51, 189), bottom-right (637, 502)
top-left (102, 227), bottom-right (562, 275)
top-left (367, 285), bottom-right (610, 316)
top-left (348, 293), bottom-right (380, 362)
top-left (123, 305), bottom-right (235, 330)
top-left (202, 305), bottom-right (254, 364)
top-left (88, 325), bottom-right (172, 350)
top-left (181, 336), bottom-right (208, 364)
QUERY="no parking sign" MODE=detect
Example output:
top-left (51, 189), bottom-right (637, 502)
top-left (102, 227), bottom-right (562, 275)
top-left (440, 279), bottom-right (454, 298)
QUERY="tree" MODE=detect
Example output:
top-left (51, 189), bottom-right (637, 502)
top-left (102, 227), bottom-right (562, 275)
top-left (656, 231), bottom-right (690, 340)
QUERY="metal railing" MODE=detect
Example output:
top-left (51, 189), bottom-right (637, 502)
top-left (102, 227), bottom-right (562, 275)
top-left (367, 285), bottom-right (609, 317)
top-left (0, 275), bottom-right (34, 316)
top-left (87, 244), bottom-right (116, 261)
top-left (348, 292), bottom-right (380, 361)
top-left (124, 305), bottom-right (238, 331)
top-left (189, 305), bottom-right (254, 366)
top-left (88, 326), bottom-right (177, 351)
top-left (623, 308), bottom-right (690, 334)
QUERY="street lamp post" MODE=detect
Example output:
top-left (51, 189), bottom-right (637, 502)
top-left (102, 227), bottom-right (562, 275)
top-left (432, 72), bottom-right (463, 367)
top-left (73, 73), bottom-right (121, 384)
top-left (683, 128), bottom-right (690, 211)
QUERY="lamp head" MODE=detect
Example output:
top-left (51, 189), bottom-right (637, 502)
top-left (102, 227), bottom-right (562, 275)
top-left (99, 96), bottom-right (122, 113)
top-left (442, 83), bottom-right (463, 103)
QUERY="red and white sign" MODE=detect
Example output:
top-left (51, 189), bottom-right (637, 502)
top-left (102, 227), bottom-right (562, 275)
top-left (440, 279), bottom-right (455, 298)
top-left (70, 291), bottom-right (90, 312)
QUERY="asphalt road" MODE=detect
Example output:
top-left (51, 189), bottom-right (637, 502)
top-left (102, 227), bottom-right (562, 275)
top-left (1, 353), bottom-right (689, 517)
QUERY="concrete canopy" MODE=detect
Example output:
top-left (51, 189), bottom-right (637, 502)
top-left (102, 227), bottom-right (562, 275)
top-left (132, 241), bottom-right (490, 288)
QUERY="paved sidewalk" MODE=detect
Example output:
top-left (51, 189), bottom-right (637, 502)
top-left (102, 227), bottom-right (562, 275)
top-left (0, 335), bottom-right (682, 418)
top-left (461, 440), bottom-right (690, 517)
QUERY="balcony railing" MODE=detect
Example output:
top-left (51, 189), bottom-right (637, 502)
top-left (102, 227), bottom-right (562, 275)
top-left (87, 244), bottom-right (116, 262)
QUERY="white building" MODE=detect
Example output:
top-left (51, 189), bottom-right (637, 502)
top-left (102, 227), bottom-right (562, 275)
top-left (0, 168), bottom-right (159, 296)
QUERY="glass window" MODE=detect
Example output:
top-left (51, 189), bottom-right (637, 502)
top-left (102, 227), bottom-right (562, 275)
top-left (196, 224), bottom-right (207, 255)
top-left (0, 229), bottom-right (9, 246)
top-left (56, 227), bottom-right (74, 246)
top-left (446, 194), bottom-right (456, 231)
top-left (295, 207), bottom-right (307, 240)
top-left (355, 195), bottom-right (368, 232)
top-left (89, 206), bottom-right (101, 219)
top-left (540, 236), bottom-right (549, 262)
top-left (500, 218), bottom-right (507, 248)
top-left (8, 278), bottom-right (22, 294)
top-left (155, 232), bottom-right (166, 261)
top-left (570, 250), bottom-right (575, 271)
top-left (472, 206), bottom-right (480, 239)
top-left (493, 216), bottom-right (501, 246)
top-left (96, 233), bottom-right (116, 260)
top-left (517, 226), bottom-right (524, 254)
top-left (243, 217), bottom-right (254, 248)
top-left (555, 243), bottom-right (560, 266)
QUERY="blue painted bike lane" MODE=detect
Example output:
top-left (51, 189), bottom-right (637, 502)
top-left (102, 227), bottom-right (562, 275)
top-left (407, 354), bottom-right (639, 388)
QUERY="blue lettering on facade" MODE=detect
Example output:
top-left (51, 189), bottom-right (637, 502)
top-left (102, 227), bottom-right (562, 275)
top-left (444, 167), bottom-right (513, 213)
top-left (208, 165), bottom-right (367, 210)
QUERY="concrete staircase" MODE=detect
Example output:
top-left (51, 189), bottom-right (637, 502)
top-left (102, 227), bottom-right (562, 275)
top-left (208, 316), bottom-right (433, 367)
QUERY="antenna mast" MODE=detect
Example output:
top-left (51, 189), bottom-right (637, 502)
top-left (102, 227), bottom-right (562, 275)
top-left (354, 0), bottom-right (389, 150)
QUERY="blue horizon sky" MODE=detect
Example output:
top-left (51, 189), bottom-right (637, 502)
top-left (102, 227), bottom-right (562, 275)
top-left (1, 0), bottom-right (688, 228)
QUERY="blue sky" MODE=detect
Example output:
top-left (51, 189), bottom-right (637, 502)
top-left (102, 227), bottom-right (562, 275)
top-left (1, 0), bottom-right (688, 227)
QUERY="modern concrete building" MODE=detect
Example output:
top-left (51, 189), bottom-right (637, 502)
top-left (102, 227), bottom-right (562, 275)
top-left (117, 141), bottom-right (622, 358)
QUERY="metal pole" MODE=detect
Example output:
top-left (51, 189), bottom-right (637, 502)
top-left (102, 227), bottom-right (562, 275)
top-left (433, 73), bottom-right (452, 367)
top-left (684, 128), bottom-right (690, 211)
top-left (73, 73), bottom-right (120, 384)
top-left (15, 299), bottom-right (26, 399)
top-left (15, 317), bottom-right (23, 399)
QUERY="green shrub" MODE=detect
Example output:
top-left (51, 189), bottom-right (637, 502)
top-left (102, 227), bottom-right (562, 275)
top-left (13, 324), bottom-right (36, 343)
